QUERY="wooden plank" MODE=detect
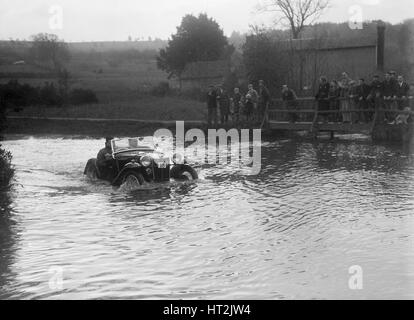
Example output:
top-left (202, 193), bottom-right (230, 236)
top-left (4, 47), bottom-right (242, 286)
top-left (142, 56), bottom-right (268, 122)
top-left (317, 123), bottom-right (371, 133)
top-left (268, 121), bottom-right (313, 131)
top-left (269, 121), bottom-right (372, 133)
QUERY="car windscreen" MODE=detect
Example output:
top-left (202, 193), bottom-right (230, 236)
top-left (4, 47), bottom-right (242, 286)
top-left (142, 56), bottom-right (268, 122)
top-left (111, 138), bottom-right (155, 155)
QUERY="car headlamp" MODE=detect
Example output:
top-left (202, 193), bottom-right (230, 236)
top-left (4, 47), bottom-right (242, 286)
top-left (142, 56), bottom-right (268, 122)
top-left (141, 156), bottom-right (152, 167)
top-left (172, 153), bottom-right (183, 164)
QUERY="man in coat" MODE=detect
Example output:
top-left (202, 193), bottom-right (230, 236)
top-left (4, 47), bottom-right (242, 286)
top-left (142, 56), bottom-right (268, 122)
top-left (382, 72), bottom-right (398, 122)
top-left (395, 75), bottom-right (411, 110)
top-left (315, 76), bottom-right (331, 123)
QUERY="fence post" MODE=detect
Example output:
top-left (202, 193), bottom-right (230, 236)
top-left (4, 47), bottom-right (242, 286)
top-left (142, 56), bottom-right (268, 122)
top-left (310, 99), bottom-right (319, 137)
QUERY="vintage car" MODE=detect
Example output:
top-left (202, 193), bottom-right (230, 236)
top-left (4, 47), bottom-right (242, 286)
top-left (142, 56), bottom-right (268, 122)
top-left (84, 137), bottom-right (198, 186)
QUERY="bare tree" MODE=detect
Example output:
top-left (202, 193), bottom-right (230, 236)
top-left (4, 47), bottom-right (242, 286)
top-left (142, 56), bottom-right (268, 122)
top-left (30, 33), bottom-right (70, 71)
top-left (259, 0), bottom-right (330, 39)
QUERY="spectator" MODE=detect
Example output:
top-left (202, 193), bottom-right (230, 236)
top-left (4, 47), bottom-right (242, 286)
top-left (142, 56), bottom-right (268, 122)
top-left (316, 76), bottom-right (331, 123)
top-left (328, 80), bottom-right (341, 122)
top-left (395, 75), bottom-right (410, 110)
top-left (258, 80), bottom-right (271, 123)
top-left (356, 78), bottom-right (372, 123)
top-left (382, 72), bottom-right (398, 122)
top-left (368, 75), bottom-right (384, 122)
top-left (245, 84), bottom-right (258, 122)
top-left (348, 80), bottom-right (359, 123)
top-left (231, 87), bottom-right (243, 125)
top-left (206, 85), bottom-right (218, 127)
top-left (282, 85), bottom-right (298, 123)
top-left (339, 73), bottom-right (353, 123)
top-left (217, 86), bottom-right (230, 125)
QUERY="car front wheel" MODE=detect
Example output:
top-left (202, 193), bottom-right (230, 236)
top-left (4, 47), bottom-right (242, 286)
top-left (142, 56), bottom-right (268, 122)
top-left (121, 171), bottom-right (145, 187)
top-left (171, 165), bottom-right (198, 181)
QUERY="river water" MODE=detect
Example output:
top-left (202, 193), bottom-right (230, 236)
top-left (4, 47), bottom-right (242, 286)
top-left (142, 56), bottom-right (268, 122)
top-left (0, 135), bottom-right (413, 300)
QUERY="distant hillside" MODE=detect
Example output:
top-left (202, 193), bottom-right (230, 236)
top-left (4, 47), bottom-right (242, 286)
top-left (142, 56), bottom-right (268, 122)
top-left (0, 39), bottom-right (167, 52)
top-left (0, 39), bottom-right (169, 102)
top-left (68, 40), bottom-right (167, 52)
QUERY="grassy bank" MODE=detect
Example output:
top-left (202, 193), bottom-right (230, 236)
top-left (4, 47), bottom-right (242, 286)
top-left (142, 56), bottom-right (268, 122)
top-left (7, 96), bottom-right (207, 121)
top-left (4, 118), bottom-right (207, 137)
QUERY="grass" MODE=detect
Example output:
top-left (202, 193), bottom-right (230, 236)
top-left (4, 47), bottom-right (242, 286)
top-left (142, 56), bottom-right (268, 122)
top-left (9, 96), bottom-right (207, 121)
top-left (2, 50), bottom-right (208, 123)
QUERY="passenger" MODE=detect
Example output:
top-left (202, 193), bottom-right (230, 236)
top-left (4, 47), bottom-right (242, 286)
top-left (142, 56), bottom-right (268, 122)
top-left (97, 137), bottom-right (115, 178)
top-left (231, 87), bottom-right (243, 125)
top-left (315, 76), bottom-right (330, 123)
top-left (338, 72), bottom-right (353, 123)
top-left (356, 78), bottom-right (372, 123)
top-left (328, 80), bottom-right (341, 122)
top-left (281, 85), bottom-right (298, 123)
top-left (217, 86), bottom-right (230, 125)
top-left (395, 75), bottom-right (410, 110)
top-left (206, 85), bottom-right (218, 127)
top-left (258, 80), bottom-right (271, 123)
top-left (382, 72), bottom-right (398, 122)
top-left (245, 84), bottom-right (258, 122)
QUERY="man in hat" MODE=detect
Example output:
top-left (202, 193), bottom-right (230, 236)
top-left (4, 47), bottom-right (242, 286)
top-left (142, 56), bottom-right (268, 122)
top-left (316, 76), bottom-right (331, 123)
top-left (395, 75), bottom-right (411, 110)
top-left (382, 72), bottom-right (398, 122)
top-left (356, 78), bottom-right (372, 123)
top-left (258, 80), bottom-right (271, 123)
top-left (368, 75), bottom-right (384, 122)
top-left (245, 84), bottom-right (259, 122)
top-left (282, 84), bottom-right (298, 123)
top-left (217, 85), bottom-right (231, 125)
top-left (97, 137), bottom-right (115, 178)
top-left (231, 87), bottom-right (243, 125)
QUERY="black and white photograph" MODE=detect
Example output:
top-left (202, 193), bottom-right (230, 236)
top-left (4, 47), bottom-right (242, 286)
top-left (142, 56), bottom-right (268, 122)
top-left (0, 0), bottom-right (413, 304)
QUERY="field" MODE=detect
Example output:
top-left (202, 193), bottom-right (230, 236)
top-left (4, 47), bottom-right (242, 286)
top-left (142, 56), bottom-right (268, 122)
top-left (9, 97), bottom-right (206, 121)
top-left (1, 41), bottom-right (207, 124)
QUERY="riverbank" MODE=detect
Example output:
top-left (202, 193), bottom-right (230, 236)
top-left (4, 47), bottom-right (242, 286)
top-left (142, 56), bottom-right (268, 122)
top-left (4, 117), bottom-right (204, 137)
top-left (7, 96), bottom-right (206, 121)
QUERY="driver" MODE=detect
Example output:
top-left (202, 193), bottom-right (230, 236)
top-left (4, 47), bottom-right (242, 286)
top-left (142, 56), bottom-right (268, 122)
top-left (97, 137), bottom-right (114, 178)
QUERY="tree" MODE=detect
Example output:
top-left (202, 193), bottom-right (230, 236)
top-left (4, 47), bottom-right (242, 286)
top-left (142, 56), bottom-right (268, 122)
top-left (259, 0), bottom-right (330, 39)
top-left (242, 29), bottom-right (290, 93)
top-left (30, 33), bottom-right (70, 71)
top-left (157, 14), bottom-right (231, 79)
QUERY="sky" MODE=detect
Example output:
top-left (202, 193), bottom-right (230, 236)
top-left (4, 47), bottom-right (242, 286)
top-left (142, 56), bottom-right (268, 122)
top-left (0, 0), bottom-right (413, 42)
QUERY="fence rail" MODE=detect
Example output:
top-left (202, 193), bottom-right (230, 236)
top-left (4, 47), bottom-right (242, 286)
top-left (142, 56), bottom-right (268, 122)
top-left (266, 96), bottom-right (414, 135)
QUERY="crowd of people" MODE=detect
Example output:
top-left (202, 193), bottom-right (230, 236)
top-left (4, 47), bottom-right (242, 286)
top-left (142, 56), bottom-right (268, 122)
top-left (205, 71), bottom-right (412, 127)
top-left (314, 71), bottom-right (411, 124)
top-left (206, 80), bottom-right (271, 127)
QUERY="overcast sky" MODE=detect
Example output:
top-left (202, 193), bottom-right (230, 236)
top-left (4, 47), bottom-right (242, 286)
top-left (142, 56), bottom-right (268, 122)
top-left (1, 0), bottom-right (413, 41)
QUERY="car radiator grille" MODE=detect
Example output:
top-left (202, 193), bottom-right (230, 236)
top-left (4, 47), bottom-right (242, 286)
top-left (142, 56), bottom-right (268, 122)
top-left (153, 165), bottom-right (170, 182)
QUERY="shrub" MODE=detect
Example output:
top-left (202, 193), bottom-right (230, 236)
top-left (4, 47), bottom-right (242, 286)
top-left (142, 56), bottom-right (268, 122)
top-left (69, 88), bottom-right (99, 105)
top-left (0, 146), bottom-right (14, 190)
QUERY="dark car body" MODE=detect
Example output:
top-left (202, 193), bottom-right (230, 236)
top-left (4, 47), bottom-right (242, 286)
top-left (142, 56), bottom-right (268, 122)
top-left (84, 138), bottom-right (198, 186)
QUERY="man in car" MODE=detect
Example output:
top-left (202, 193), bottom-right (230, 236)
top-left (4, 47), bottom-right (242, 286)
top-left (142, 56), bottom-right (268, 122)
top-left (97, 137), bottom-right (115, 178)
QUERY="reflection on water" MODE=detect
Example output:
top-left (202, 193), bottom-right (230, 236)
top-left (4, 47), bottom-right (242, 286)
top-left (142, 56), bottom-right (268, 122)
top-left (0, 136), bottom-right (413, 299)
